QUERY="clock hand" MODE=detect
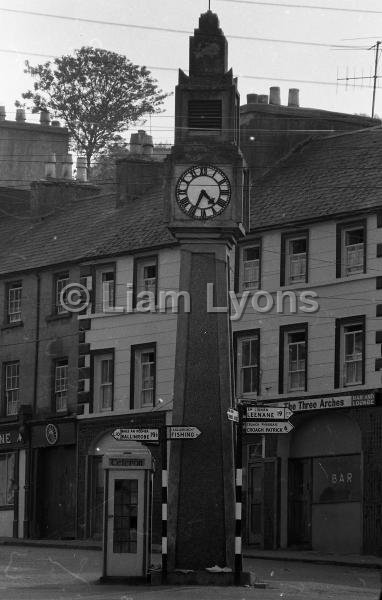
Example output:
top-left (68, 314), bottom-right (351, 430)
top-left (199, 189), bottom-right (215, 204)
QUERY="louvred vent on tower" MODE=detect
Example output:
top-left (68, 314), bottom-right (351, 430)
top-left (188, 99), bottom-right (222, 130)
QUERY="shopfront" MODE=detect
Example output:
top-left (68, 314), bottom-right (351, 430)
top-left (0, 423), bottom-right (28, 538)
top-left (244, 391), bottom-right (380, 554)
top-left (30, 419), bottom-right (77, 539)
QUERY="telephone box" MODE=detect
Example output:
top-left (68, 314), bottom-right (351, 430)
top-left (101, 451), bottom-right (155, 580)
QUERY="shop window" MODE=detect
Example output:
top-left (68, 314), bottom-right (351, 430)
top-left (6, 281), bottom-right (22, 324)
top-left (235, 331), bottom-right (260, 396)
top-left (312, 455), bottom-right (361, 503)
top-left (4, 361), bottom-right (20, 416)
top-left (54, 359), bottom-right (68, 412)
top-left (93, 352), bottom-right (114, 412)
top-left (131, 344), bottom-right (156, 408)
top-left (134, 256), bottom-right (157, 305)
top-left (54, 272), bottom-right (69, 314)
top-left (0, 453), bottom-right (15, 507)
top-left (281, 232), bottom-right (308, 286)
top-left (239, 243), bottom-right (261, 291)
top-left (336, 222), bottom-right (366, 278)
top-left (279, 324), bottom-right (308, 394)
top-left (95, 265), bottom-right (115, 313)
top-left (335, 317), bottom-right (365, 388)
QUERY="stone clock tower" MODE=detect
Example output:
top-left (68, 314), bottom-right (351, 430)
top-left (165, 11), bottom-right (250, 584)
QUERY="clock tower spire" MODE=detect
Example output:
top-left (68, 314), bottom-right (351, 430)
top-left (166, 11), bottom-right (251, 586)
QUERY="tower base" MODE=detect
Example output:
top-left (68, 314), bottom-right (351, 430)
top-left (166, 570), bottom-right (254, 586)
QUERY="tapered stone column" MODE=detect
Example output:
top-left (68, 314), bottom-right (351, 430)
top-left (167, 237), bottom-right (236, 579)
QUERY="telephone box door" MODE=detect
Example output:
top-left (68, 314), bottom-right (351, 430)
top-left (105, 468), bottom-right (149, 577)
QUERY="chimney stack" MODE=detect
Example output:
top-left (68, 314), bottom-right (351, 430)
top-left (258, 94), bottom-right (268, 104)
top-left (0, 106), bottom-right (5, 121)
top-left (269, 86), bottom-right (281, 106)
top-left (16, 108), bottom-right (26, 123)
top-left (40, 109), bottom-right (51, 126)
top-left (76, 156), bottom-right (87, 182)
top-left (45, 153), bottom-right (57, 179)
top-left (288, 88), bottom-right (300, 107)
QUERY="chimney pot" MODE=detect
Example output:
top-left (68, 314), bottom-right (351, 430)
top-left (45, 153), bottom-right (57, 179)
top-left (62, 154), bottom-right (73, 179)
top-left (258, 94), bottom-right (268, 104)
top-left (247, 94), bottom-right (259, 104)
top-left (288, 88), bottom-right (300, 107)
top-left (40, 109), bottom-right (50, 125)
top-left (51, 120), bottom-right (60, 127)
top-left (0, 106), bottom-right (5, 121)
top-left (142, 134), bottom-right (154, 156)
top-left (16, 108), bottom-right (26, 122)
top-left (76, 156), bottom-right (88, 182)
top-left (269, 86), bottom-right (281, 106)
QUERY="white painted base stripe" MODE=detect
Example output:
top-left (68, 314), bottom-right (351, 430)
top-left (236, 469), bottom-right (242, 486)
top-left (162, 537), bottom-right (168, 554)
top-left (162, 470), bottom-right (168, 487)
top-left (235, 537), bottom-right (242, 554)
top-left (84, 378), bottom-right (90, 392)
top-left (235, 502), bottom-right (242, 519)
top-left (162, 504), bottom-right (167, 520)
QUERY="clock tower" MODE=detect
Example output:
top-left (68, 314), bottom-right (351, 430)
top-left (166, 11), bottom-right (250, 584)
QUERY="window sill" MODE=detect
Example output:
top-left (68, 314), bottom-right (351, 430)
top-left (46, 312), bottom-right (72, 322)
top-left (0, 415), bottom-right (19, 423)
top-left (1, 321), bottom-right (24, 331)
top-left (0, 506), bottom-right (13, 512)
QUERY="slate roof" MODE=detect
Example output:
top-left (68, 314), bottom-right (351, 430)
top-left (0, 188), bottom-right (176, 276)
top-left (250, 126), bottom-right (382, 231)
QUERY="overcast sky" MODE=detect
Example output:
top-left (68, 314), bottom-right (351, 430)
top-left (1, 0), bottom-right (382, 144)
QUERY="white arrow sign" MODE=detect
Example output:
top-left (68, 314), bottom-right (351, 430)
top-left (168, 426), bottom-right (201, 440)
top-left (227, 408), bottom-right (239, 423)
top-left (112, 428), bottom-right (159, 442)
top-left (245, 421), bottom-right (294, 434)
top-left (246, 406), bottom-right (293, 420)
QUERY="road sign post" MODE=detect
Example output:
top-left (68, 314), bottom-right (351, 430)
top-left (244, 421), bottom-right (294, 435)
top-left (246, 406), bottom-right (293, 420)
top-left (111, 428), bottom-right (160, 442)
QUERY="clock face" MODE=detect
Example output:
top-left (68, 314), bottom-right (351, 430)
top-left (175, 165), bottom-right (231, 220)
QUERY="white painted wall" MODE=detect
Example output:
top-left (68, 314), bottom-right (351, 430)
top-left (86, 248), bottom-right (181, 414)
top-left (233, 213), bottom-right (382, 399)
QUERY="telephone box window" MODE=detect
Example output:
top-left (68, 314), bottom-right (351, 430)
top-left (113, 479), bottom-right (138, 553)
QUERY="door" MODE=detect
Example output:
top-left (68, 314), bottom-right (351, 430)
top-left (89, 456), bottom-right (104, 539)
top-left (105, 469), bottom-right (147, 577)
top-left (288, 458), bottom-right (312, 548)
top-left (37, 446), bottom-right (76, 539)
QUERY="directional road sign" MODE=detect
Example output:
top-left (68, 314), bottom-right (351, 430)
top-left (246, 406), bottom-right (293, 420)
top-left (168, 426), bottom-right (201, 440)
top-left (112, 428), bottom-right (159, 442)
top-left (245, 421), bottom-right (294, 434)
top-left (227, 408), bottom-right (239, 423)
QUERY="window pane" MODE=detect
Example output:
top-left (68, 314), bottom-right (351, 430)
top-left (343, 325), bottom-right (363, 385)
top-left (287, 333), bottom-right (306, 392)
top-left (345, 228), bottom-right (364, 246)
top-left (290, 238), bottom-right (307, 254)
top-left (5, 362), bottom-right (20, 416)
top-left (56, 275), bottom-right (69, 313)
top-left (8, 284), bottom-right (22, 323)
top-left (55, 362), bottom-right (68, 411)
top-left (244, 246), bottom-right (260, 261)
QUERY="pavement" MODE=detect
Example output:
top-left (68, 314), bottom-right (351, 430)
top-left (0, 541), bottom-right (381, 600)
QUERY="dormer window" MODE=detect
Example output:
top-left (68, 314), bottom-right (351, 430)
top-left (188, 100), bottom-right (222, 132)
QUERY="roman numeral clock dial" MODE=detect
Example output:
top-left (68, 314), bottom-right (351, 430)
top-left (175, 165), bottom-right (231, 220)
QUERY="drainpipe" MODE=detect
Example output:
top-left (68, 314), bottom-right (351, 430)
top-left (26, 272), bottom-right (41, 538)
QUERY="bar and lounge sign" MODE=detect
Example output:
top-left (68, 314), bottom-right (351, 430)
top-left (271, 391), bottom-right (375, 414)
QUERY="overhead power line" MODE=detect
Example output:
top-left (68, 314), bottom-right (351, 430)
top-left (0, 47), bottom-right (375, 89)
top-left (215, 0), bottom-right (382, 14)
top-left (0, 7), bottom-right (366, 50)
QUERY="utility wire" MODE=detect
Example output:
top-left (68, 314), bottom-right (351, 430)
top-left (215, 0), bottom-right (382, 15)
top-left (0, 7), bottom-right (366, 50)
